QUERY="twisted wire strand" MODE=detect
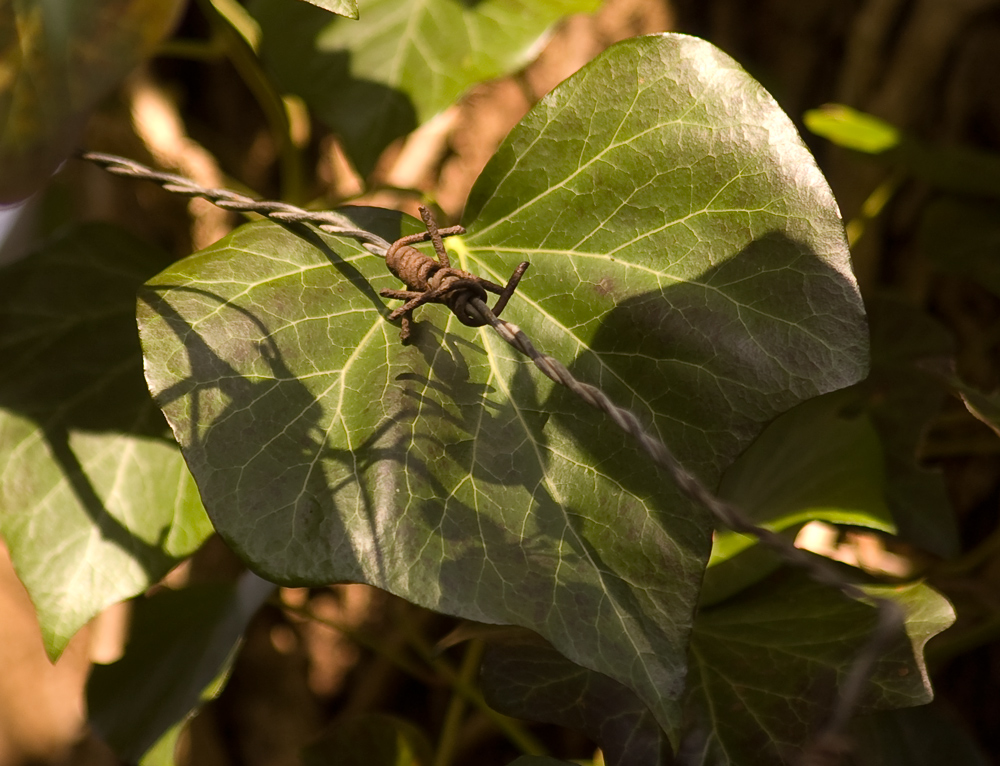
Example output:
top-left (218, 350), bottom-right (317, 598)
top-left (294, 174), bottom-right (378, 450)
top-left (83, 150), bottom-right (905, 762)
top-left (80, 152), bottom-right (393, 254)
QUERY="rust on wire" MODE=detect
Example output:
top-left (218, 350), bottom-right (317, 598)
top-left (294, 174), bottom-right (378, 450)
top-left (380, 205), bottom-right (529, 343)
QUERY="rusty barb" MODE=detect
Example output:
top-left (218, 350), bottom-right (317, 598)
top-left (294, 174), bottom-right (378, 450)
top-left (381, 206), bottom-right (529, 343)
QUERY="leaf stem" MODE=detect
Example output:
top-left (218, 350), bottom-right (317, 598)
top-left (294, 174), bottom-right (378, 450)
top-left (432, 639), bottom-right (485, 766)
top-left (197, 0), bottom-right (305, 203)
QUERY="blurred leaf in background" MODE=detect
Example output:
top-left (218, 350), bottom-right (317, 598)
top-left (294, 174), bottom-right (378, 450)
top-left (0, 0), bottom-right (186, 202)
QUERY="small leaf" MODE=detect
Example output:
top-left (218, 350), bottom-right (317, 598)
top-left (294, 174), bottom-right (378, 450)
top-left (295, 0), bottom-right (359, 18)
top-left (137, 35), bottom-right (867, 745)
top-left (713, 388), bottom-right (894, 563)
top-left (701, 388), bottom-right (894, 604)
top-left (88, 573), bottom-right (274, 763)
top-left (302, 714), bottom-right (434, 766)
top-left (0, 224), bottom-right (213, 658)
top-left (803, 104), bottom-right (901, 154)
top-left (480, 631), bottom-right (670, 766)
top-left (249, 0), bottom-right (601, 176)
top-left (682, 573), bottom-right (955, 765)
top-left (0, 0), bottom-right (185, 202)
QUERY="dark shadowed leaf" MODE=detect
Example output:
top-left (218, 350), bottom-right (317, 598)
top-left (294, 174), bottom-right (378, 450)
top-left (88, 573), bottom-right (273, 763)
top-left (480, 630), bottom-right (670, 766)
top-left (862, 298), bottom-right (958, 558)
top-left (919, 197), bottom-right (1000, 298)
top-left (250, 0), bottom-right (600, 176)
top-left (681, 573), bottom-right (954, 766)
top-left (137, 35), bottom-right (866, 743)
top-left (0, 224), bottom-right (212, 658)
top-left (0, 0), bottom-right (185, 202)
top-left (849, 702), bottom-right (990, 766)
top-left (701, 388), bottom-right (894, 605)
top-left (302, 714), bottom-right (433, 766)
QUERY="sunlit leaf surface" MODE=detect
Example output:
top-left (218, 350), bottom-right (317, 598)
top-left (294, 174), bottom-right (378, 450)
top-left (250, 0), bottom-right (600, 175)
top-left (137, 35), bottom-right (866, 740)
top-left (295, 0), bottom-right (359, 18)
top-left (0, 224), bottom-right (213, 658)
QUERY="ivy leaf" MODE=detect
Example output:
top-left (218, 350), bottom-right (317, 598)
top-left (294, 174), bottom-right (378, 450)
top-left (480, 630), bottom-right (670, 766)
top-left (863, 298), bottom-right (957, 558)
top-left (682, 574), bottom-right (955, 765)
top-left (88, 574), bottom-right (273, 763)
top-left (295, 0), bottom-right (359, 18)
top-left (137, 35), bottom-right (866, 742)
top-left (249, 0), bottom-right (601, 176)
top-left (0, 224), bottom-right (213, 659)
top-left (302, 714), bottom-right (434, 766)
top-left (700, 388), bottom-right (895, 605)
top-left (849, 703), bottom-right (991, 766)
top-left (0, 0), bottom-right (185, 203)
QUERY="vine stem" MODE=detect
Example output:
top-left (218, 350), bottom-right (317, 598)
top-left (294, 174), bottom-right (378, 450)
top-left (81, 151), bottom-right (906, 764)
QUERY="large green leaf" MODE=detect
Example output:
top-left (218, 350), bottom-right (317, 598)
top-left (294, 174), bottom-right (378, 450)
top-left (250, 0), bottom-right (600, 176)
top-left (0, 224), bottom-right (213, 658)
top-left (137, 35), bottom-right (866, 742)
top-left (0, 0), bottom-right (185, 203)
top-left (683, 574), bottom-right (955, 765)
top-left (849, 703), bottom-right (990, 766)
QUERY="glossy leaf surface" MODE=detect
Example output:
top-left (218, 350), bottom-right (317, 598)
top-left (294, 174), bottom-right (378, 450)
top-left (0, 0), bottom-right (185, 202)
top-left (137, 35), bottom-right (866, 740)
top-left (250, 0), bottom-right (600, 175)
top-left (0, 224), bottom-right (213, 658)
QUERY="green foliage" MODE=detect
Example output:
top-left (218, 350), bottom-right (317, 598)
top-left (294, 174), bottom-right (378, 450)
top-left (0, 0), bottom-right (185, 202)
top-left (88, 575), bottom-right (273, 762)
top-left (803, 105), bottom-right (901, 154)
top-left (136, 35), bottom-right (872, 746)
top-left (303, 714), bottom-right (435, 766)
top-left (0, 224), bottom-right (213, 658)
top-left (297, 0), bottom-right (359, 18)
top-left (250, 0), bottom-right (601, 176)
top-left (685, 576), bottom-right (953, 765)
top-left (0, 3), bottom-right (975, 765)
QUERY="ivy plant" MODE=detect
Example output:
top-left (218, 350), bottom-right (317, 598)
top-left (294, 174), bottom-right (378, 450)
top-left (0, 2), bottom-right (961, 765)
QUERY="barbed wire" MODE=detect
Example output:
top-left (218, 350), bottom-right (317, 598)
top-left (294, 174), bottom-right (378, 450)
top-left (80, 152), bottom-right (393, 254)
top-left (81, 150), bottom-right (905, 765)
